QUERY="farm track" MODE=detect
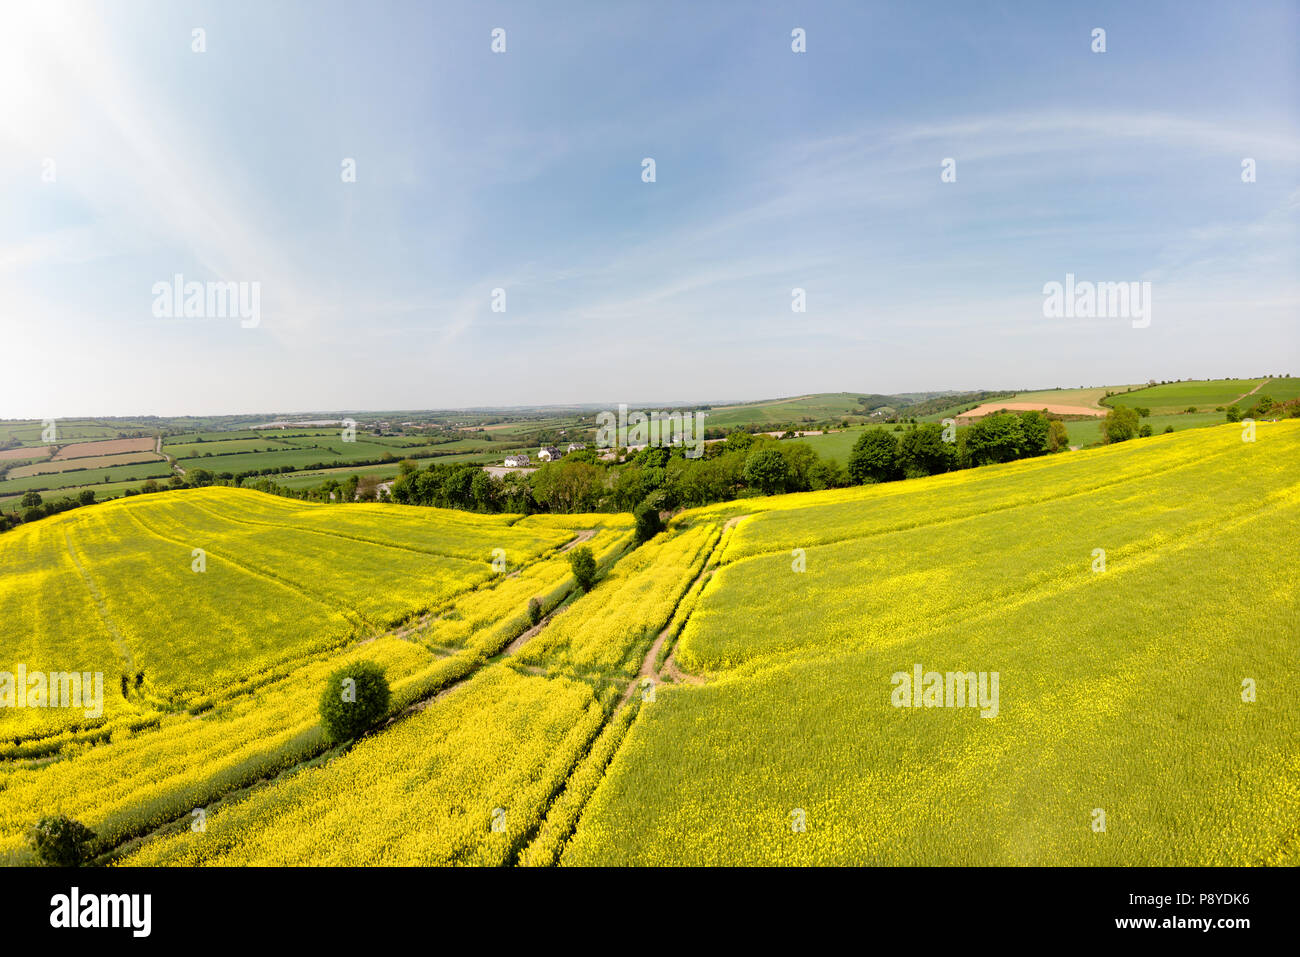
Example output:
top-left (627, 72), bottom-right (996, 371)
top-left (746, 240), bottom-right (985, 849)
top-left (1230, 378), bottom-right (1271, 406)
top-left (514, 521), bottom-right (739, 863)
top-left (86, 528), bottom-right (610, 862)
top-left (617, 518), bottom-right (743, 703)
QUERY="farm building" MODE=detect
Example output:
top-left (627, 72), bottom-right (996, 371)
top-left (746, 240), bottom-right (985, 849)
top-left (538, 446), bottom-right (563, 462)
top-left (503, 454), bottom-right (530, 467)
top-left (566, 442), bottom-right (586, 452)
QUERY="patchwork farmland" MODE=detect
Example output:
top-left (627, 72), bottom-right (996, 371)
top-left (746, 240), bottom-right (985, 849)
top-left (1, 421), bottom-right (1294, 866)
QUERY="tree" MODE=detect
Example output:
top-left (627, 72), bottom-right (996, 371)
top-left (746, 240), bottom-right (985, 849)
top-left (77, 490), bottom-right (95, 506)
top-left (965, 413), bottom-right (1025, 466)
top-left (1017, 411), bottom-right (1050, 456)
top-left (1102, 406), bottom-right (1140, 444)
top-left (633, 499), bottom-right (665, 542)
top-left (527, 597), bottom-right (542, 626)
top-left (531, 460), bottom-right (606, 513)
top-left (1047, 419), bottom-right (1071, 453)
top-left (742, 447), bottom-right (790, 495)
top-left (19, 491), bottom-right (42, 509)
top-left (319, 661), bottom-right (390, 743)
top-left (724, 429), bottom-right (754, 454)
top-left (28, 815), bottom-right (95, 867)
top-left (568, 546), bottom-right (597, 592)
top-left (847, 429), bottom-right (900, 484)
top-left (470, 469), bottom-right (498, 512)
top-left (1139, 423), bottom-right (1153, 437)
top-left (897, 423), bottom-right (954, 477)
top-left (775, 442), bottom-right (819, 491)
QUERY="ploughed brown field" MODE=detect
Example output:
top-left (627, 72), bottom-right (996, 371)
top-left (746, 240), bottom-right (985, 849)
top-left (8, 451), bottom-right (165, 478)
top-left (51, 437), bottom-right (157, 459)
top-left (955, 401), bottom-right (1107, 422)
top-left (0, 446), bottom-right (48, 461)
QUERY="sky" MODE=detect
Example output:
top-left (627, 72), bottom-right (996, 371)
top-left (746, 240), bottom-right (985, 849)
top-left (1, 0), bottom-right (1297, 417)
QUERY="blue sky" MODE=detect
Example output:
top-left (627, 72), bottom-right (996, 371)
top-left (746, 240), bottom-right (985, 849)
top-left (1, 0), bottom-right (1297, 416)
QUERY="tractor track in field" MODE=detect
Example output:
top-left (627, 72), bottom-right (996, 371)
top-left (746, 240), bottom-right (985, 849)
top-left (516, 520), bottom-right (741, 863)
top-left (80, 526), bottom-right (629, 866)
top-left (62, 527), bottom-right (135, 674)
top-left (616, 518), bottom-right (743, 704)
top-left (1230, 378), bottom-right (1271, 406)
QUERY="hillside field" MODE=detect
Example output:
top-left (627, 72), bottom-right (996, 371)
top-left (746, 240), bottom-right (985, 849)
top-left (1102, 378), bottom-right (1298, 414)
top-left (0, 422), bottom-right (1295, 866)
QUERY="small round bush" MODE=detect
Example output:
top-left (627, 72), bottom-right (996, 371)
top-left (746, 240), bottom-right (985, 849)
top-left (568, 546), bottom-right (597, 592)
top-left (319, 661), bottom-right (390, 743)
top-left (633, 500), bottom-right (665, 543)
top-left (527, 596), bottom-right (542, 626)
top-left (29, 815), bottom-right (95, 867)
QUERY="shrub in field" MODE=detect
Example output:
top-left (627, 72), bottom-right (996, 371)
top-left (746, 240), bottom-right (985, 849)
top-left (1225, 405), bottom-right (1241, 422)
top-left (742, 448), bottom-right (789, 495)
top-left (1139, 424), bottom-right (1153, 437)
top-left (898, 423), bottom-right (955, 477)
top-left (319, 661), bottom-right (390, 743)
top-left (568, 546), bottom-right (597, 592)
top-left (1103, 406), bottom-right (1140, 444)
top-left (964, 413), bottom-right (1026, 466)
top-left (1047, 419), bottom-right (1071, 452)
top-left (28, 815), bottom-right (95, 867)
top-left (634, 500), bottom-right (665, 542)
top-left (528, 596), bottom-right (542, 626)
top-left (848, 429), bottom-right (900, 483)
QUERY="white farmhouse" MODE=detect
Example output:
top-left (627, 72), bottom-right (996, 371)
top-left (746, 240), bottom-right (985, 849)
top-left (503, 453), bottom-right (531, 467)
top-left (538, 446), bottom-right (563, 462)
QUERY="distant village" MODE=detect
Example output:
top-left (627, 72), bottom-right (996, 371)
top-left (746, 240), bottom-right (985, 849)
top-left (501, 442), bottom-right (586, 469)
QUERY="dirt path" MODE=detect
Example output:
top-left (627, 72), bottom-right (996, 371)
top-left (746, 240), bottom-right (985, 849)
top-left (560, 529), bottom-right (597, 551)
top-left (616, 517), bottom-right (747, 704)
top-left (660, 652), bottom-right (704, 685)
top-left (504, 605), bottom-right (568, 655)
top-left (1231, 379), bottom-right (1271, 406)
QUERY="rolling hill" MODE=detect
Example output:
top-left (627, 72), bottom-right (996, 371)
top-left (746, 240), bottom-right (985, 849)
top-left (1, 423), bottom-right (1296, 866)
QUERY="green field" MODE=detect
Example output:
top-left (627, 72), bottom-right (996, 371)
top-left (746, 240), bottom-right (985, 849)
top-left (1102, 379), bottom-right (1273, 414)
top-left (701, 393), bottom-right (887, 428)
top-left (784, 427), bottom-right (869, 464)
top-left (0, 420), bottom-right (156, 447)
top-left (0, 460), bottom-right (173, 497)
top-left (271, 450), bottom-right (505, 490)
top-left (0, 478), bottom-right (169, 514)
top-left (162, 438), bottom-right (294, 458)
top-left (1063, 410), bottom-right (1227, 447)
